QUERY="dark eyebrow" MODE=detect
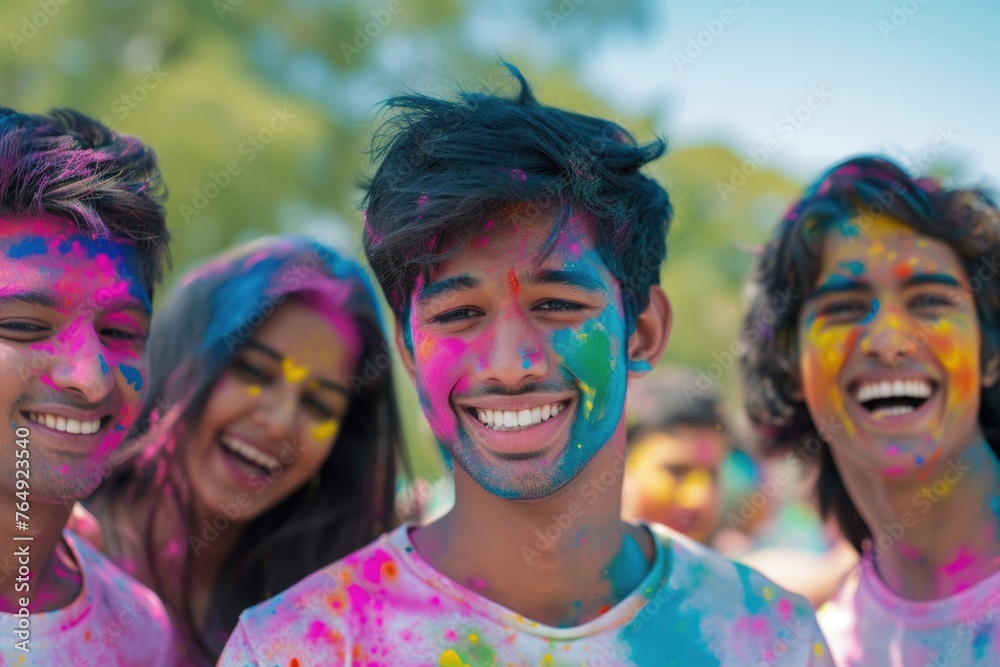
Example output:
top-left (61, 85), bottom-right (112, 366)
top-left (243, 340), bottom-right (350, 397)
top-left (415, 275), bottom-right (479, 307)
top-left (904, 273), bottom-right (961, 289)
top-left (808, 275), bottom-right (870, 301)
top-left (0, 291), bottom-right (59, 309)
top-left (527, 269), bottom-right (607, 294)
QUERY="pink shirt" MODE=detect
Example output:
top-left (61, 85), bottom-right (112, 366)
top-left (819, 554), bottom-right (1000, 666)
top-left (0, 530), bottom-right (174, 666)
top-left (220, 523), bottom-right (833, 666)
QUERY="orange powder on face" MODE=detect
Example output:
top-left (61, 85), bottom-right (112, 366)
top-left (892, 262), bottom-right (914, 280)
top-left (508, 268), bottom-right (521, 296)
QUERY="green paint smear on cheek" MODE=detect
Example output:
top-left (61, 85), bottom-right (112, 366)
top-left (558, 320), bottom-right (618, 422)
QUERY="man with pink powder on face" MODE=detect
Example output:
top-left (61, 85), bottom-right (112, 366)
top-left (221, 65), bottom-right (833, 666)
top-left (0, 108), bottom-right (174, 664)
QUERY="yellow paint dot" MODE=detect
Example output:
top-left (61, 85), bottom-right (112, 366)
top-left (762, 586), bottom-right (774, 601)
top-left (439, 649), bottom-right (464, 667)
top-left (248, 385), bottom-right (261, 396)
top-left (281, 357), bottom-right (309, 384)
top-left (541, 656), bottom-right (554, 666)
top-left (468, 633), bottom-right (478, 643)
top-left (813, 642), bottom-right (825, 657)
top-left (313, 420), bottom-right (340, 442)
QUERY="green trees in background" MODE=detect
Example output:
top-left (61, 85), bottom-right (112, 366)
top-left (1, 0), bottom-right (805, 471)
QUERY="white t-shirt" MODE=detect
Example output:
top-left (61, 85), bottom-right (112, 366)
top-left (220, 523), bottom-right (833, 666)
top-left (819, 553), bottom-right (1000, 666)
top-left (0, 530), bottom-right (174, 667)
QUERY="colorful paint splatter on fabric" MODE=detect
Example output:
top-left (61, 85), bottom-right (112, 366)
top-left (819, 555), bottom-right (1000, 666)
top-left (0, 531), bottom-right (175, 665)
top-left (219, 524), bottom-right (832, 666)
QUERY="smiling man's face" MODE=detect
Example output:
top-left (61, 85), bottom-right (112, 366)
top-left (402, 212), bottom-right (631, 499)
top-left (0, 216), bottom-right (151, 504)
top-left (798, 215), bottom-right (990, 479)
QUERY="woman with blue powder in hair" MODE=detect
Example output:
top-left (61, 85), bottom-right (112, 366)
top-left (82, 236), bottom-right (407, 664)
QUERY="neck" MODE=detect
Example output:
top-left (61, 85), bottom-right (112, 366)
top-left (413, 436), bottom-right (655, 627)
top-left (842, 435), bottom-right (1000, 600)
top-left (0, 497), bottom-right (80, 613)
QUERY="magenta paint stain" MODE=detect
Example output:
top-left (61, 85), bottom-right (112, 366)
top-left (507, 168), bottom-right (527, 181)
top-left (467, 577), bottom-right (488, 591)
top-left (362, 549), bottom-right (393, 584)
top-left (943, 548), bottom-right (974, 576)
top-left (39, 374), bottom-right (58, 389)
top-left (883, 466), bottom-right (907, 477)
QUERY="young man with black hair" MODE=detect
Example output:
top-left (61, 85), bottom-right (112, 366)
top-left (0, 107), bottom-right (174, 664)
top-left (223, 66), bottom-right (831, 666)
top-left (742, 155), bottom-right (1000, 665)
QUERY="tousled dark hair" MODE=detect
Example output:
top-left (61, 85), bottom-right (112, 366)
top-left (741, 155), bottom-right (1000, 552)
top-left (0, 107), bottom-right (170, 290)
top-left (360, 63), bottom-right (673, 329)
top-left (95, 237), bottom-right (405, 660)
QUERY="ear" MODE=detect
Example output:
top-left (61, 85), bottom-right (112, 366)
top-left (627, 286), bottom-right (672, 379)
top-left (395, 318), bottom-right (418, 385)
top-left (983, 350), bottom-right (1000, 388)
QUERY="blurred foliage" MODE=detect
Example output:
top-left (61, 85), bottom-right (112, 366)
top-left (1, 0), bottom-right (803, 476)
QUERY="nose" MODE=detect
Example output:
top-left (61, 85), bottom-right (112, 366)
top-left (47, 322), bottom-right (115, 404)
top-left (252, 386), bottom-right (297, 443)
top-left (478, 307), bottom-right (549, 387)
top-left (858, 304), bottom-right (918, 366)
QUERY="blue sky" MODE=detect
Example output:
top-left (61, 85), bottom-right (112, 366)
top-left (575, 0), bottom-right (999, 188)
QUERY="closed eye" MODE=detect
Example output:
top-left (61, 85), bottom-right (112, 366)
top-left (819, 301), bottom-right (869, 318)
top-left (101, 328), bottom-right (143, 341)
top-left (231, 358), bottom-right (271, 383)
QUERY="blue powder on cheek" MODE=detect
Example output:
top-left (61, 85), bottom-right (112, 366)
top-left (118, 364), bottom-right (144, 391)
top-left (838, 261), bottom-right (865, 276)
top-left (98, 354), bottom-right (109, 375)
top-left (8, 237), bottom-right (46, 258)
top-left (860, 299), bottom-right (880, 325)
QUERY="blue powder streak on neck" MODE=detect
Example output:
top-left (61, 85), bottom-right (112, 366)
top-left (606, 533), bottom-right (650, 599)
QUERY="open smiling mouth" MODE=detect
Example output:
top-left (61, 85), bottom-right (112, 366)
top-left (25, 412), bottom-right (109, 435)
top-left (852, 378), bottom-right (937, 420)
top-left (466, 401), bottom-right (570, 432)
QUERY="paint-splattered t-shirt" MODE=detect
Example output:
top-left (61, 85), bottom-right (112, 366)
top-left (0, 530), bottom-right (174, 667)
top-left (220, 523), bottom-right (833, 666)
top-left (819, 554), bottom-right (1000, 666)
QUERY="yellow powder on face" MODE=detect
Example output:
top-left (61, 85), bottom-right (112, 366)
top-left (281, 357), bottom-right (309, 384)
top-left (675, 470), bottom-right (712, 510)
top-left (313, 420), bottom-right (340, 442)
top-left (248, 385), bottom-right (261, 396)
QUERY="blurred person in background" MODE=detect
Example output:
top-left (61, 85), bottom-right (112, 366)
top-left (0, 107), bottom-right (174, 664)
top-left (83, 236), bottom-right (406, 664)
top-left (743, 155), bottom-right (1000, 665)
top-left (622, 370), bottom-right (730, 545)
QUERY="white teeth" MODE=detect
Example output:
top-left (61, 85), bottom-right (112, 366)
top-left (855, 379), bottom-right (933, 403)
top-left (27, 413), bottom-right (101, 434)
top-left (473, 402), bottom-right (567, 431)
top-left (219, 435), bottom-right (280, 470)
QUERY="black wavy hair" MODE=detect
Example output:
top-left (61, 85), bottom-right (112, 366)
top-left (360, 63), bottom-right (673, 329)
top-left (741, 155), bottom-right (1000, 552)
top-left (0, 107), bottom-right (170, 291)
